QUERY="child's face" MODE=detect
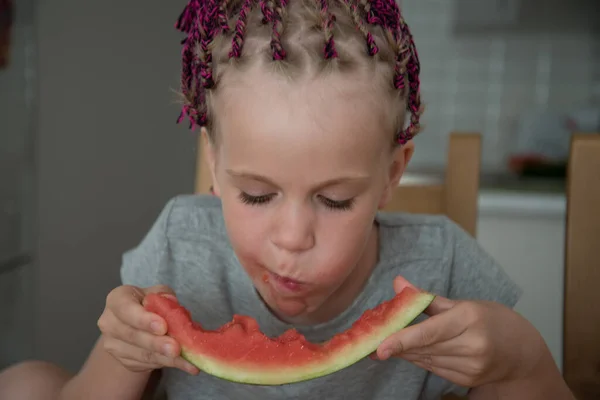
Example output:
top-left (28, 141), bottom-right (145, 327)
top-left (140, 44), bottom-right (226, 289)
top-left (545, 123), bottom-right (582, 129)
top-left (205, 64), bottom-right (413, 324)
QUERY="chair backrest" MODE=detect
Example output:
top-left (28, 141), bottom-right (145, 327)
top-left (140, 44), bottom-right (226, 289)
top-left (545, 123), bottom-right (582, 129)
top-left (383, 133), bottom-right (481, 236)
top-left (194, 132), bottom-right (482, 236)
top-left (563, 133), bottom-right (600, 399)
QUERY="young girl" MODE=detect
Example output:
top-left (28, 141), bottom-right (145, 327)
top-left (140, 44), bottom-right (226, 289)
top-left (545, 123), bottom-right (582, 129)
top-left (0, 0), bottom-right (575, 398)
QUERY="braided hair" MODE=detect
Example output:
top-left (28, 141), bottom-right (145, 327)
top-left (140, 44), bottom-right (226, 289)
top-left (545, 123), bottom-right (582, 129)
top-left (174, 0), bottom-right (422, 145)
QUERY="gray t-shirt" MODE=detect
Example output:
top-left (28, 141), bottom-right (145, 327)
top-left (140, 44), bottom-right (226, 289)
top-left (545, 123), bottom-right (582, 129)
top-left (121, 194), bottom-right (522, 400)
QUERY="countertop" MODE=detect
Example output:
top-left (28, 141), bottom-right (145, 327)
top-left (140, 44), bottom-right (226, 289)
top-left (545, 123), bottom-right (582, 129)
top-left (400, 172), bottom-right (566, 218)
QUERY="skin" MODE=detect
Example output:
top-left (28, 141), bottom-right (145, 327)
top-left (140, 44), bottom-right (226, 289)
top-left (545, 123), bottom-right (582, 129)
top-left (1, 64), bottom-right (575, 400)
top-left (205, 64), bottom-right (411, 325)
top-left (376, 277), bottom-right (576, 399)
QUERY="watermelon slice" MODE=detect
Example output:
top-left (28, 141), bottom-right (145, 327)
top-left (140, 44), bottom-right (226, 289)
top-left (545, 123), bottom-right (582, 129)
top-left (144, 287), bottom-right (435, 385)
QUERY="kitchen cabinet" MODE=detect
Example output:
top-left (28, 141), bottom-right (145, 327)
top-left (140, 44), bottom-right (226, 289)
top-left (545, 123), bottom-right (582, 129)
top-left (477, 190), bottom-right (566, 371)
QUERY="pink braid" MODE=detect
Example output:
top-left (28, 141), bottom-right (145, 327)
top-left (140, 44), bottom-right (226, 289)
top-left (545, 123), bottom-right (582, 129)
top-left (270, 0), bottom-right (288, 60)
top-left (174, 0), bottom-right (423, 142)
top-left (366, 0), bottom-right (421, 144)
top-left (175, 0), bottom-right (225, 129)
top-left (320, 0), bottom-right (338, 59)
top-left (229, 0), bottom-right (254, 58)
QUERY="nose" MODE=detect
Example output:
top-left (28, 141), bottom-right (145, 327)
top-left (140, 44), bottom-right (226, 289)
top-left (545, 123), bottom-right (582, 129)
top-left (270, 201), bottom-right (315, 253)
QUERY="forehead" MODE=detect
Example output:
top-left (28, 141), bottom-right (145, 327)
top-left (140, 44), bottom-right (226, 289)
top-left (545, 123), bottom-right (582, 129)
top-left (213, 65), bottom-right (393, 180)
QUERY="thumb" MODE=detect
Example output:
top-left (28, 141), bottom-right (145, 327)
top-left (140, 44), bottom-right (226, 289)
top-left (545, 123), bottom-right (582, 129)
top-left (139, 285), bottom-right (178, 334)
top-left (141, 285), bottom-right (178, 306)
top-left (143, 284), bottom-right (176, 296)
top-left (377, 302), bottom-right (461, 360)
top-left (424, 295), bottom-right (456, 316)
top-left (377, 317), bottom-right (439, 360)
top-left (393, 276), bottom-right (456, 316)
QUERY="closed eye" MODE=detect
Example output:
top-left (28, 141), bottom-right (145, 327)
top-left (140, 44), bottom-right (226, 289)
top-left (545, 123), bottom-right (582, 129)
top-left (318, 195), bottom-right (355, 211)
top-left (238, 192), bottom-right (275, 205)
top-left (238, 192), bottom-right (355, 211)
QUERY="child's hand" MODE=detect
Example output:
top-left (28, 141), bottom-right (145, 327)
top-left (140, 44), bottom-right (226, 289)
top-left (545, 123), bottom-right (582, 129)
top-left (97, 285), bottom-right (199, 375)
top-left (374, 277), bottom-right (545, 389)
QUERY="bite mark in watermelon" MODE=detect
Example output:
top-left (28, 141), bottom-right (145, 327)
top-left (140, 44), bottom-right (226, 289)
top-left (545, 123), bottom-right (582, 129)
top-left (143, 287), bottom-right (435, 385)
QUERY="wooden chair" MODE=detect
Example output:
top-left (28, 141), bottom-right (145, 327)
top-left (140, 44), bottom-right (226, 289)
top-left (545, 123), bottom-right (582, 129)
top-left (195, 132), bottom-right (482, 236)
top-left (442, 134), bottom-right (600, 399)
top-left (563, 134), bottom-right (600, 399)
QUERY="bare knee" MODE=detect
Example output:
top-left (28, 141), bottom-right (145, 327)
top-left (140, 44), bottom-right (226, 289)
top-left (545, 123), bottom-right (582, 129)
top-left (0, 360), bottom-right (72, 400)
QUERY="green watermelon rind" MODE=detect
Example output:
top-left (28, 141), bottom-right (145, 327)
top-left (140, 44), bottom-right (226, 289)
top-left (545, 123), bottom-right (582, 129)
top-left (179, 292), bottom-right (435, 385)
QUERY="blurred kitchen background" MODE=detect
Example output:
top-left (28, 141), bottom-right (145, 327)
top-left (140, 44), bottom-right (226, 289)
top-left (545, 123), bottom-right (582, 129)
top-left (0, 0), bottom-right (598, 374)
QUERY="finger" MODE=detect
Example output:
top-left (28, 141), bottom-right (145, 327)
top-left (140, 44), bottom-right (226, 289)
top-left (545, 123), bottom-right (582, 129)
top-left (401, 353), bottom-right (486, 384)
top-left (394, 342), bottom-right (460, 358)
top-left (424, 296), bottom-right (457, 316)
top-left (105, 338), bottom-right (162, 366)
top-left (377, 311), bottom-right (466, 359)
top-left (398, 334), bottom-right (482, 358)
top-left (108, 313), bottom-right (181, 357)
top-left (393, 276), bottom-right (456, 316)
top-left (410, 360), bottom-right (472, 387)
top-left (143, 285), bottom-right (177, 297)
top-left (108, 340), bottom-right (199, 375)
top-left (399, 353), bottom-right (469, 371)
top-left (393, 275), bottom-right (415, 294)
top-left (107, 286), bottom-right (167, 334)
top-left (99, 311), bottom-right (177, 357)
top-left (120, 355), bottom-right (200, 376)
top-left (172, 356), bottom-right (201, 375)
top-left (119, 359), bottom-right (160, 373)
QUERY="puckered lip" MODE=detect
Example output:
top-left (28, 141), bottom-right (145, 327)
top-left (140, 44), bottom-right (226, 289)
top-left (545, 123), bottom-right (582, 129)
top-left (268, 270), bottom-right (306, 285)
top-left (263, 268), bottom-right (311, 295)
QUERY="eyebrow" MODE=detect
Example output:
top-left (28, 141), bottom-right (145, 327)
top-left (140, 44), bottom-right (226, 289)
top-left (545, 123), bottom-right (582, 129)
top-left (226, 169), bottom-right (370, 190)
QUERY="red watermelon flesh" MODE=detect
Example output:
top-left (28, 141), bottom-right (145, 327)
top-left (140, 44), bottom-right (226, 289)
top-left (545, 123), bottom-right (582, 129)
top-left (143, 287), bottom-right (435, 385)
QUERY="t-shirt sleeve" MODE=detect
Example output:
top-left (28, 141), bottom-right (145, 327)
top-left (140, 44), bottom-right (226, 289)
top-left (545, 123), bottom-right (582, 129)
top-left (120, 198), bottom-right (177, 289)
top-left (426, 218), bottom-right (524, 398)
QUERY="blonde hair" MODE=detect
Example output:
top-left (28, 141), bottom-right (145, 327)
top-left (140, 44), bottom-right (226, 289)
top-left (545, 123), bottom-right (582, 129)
top-left (175, 0), bottom-right (423, 145)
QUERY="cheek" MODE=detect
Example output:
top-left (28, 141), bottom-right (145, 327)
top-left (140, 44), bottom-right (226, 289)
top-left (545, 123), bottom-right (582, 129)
top-left (311, 207), bottom-right (376, 281)
top-left (221, 196), bottom-right (266, 267)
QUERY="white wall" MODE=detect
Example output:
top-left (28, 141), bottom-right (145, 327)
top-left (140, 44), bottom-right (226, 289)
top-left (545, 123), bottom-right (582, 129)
top-left (0, 0), bottom-right (34, 258)
top-left (0, 0), bottom-right (37, 369)
top-left (35, 0), bottom-right (196, 371)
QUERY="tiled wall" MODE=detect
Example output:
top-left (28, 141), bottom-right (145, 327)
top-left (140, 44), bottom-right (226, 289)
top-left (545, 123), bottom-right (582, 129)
top-left (401, 0), bottom-right (599, 173)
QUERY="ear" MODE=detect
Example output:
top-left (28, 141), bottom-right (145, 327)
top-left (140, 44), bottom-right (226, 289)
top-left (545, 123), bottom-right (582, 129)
top-left (201, 128), bottom-right (221, 196)
top-left (378, 140), bottom-right (415, 209)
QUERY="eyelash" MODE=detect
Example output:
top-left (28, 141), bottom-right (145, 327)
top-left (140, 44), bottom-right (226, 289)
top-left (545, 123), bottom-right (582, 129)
top-left (238, 192), bottom-right (355, 211)
top-left (319, 196), bottom-right (355, 211)
top-left (238, 192), bottom-right (273, 206)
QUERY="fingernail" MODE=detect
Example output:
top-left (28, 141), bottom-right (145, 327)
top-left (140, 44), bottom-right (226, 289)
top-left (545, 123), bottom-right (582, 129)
top-left (161, 294), bottom-right (178, 302)
top-left (186, 364), bottom-right (199, 375)
top-left (151, 321), bottom-right (163, 334)
top-left (163, 344), bottom-right (174, 357)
